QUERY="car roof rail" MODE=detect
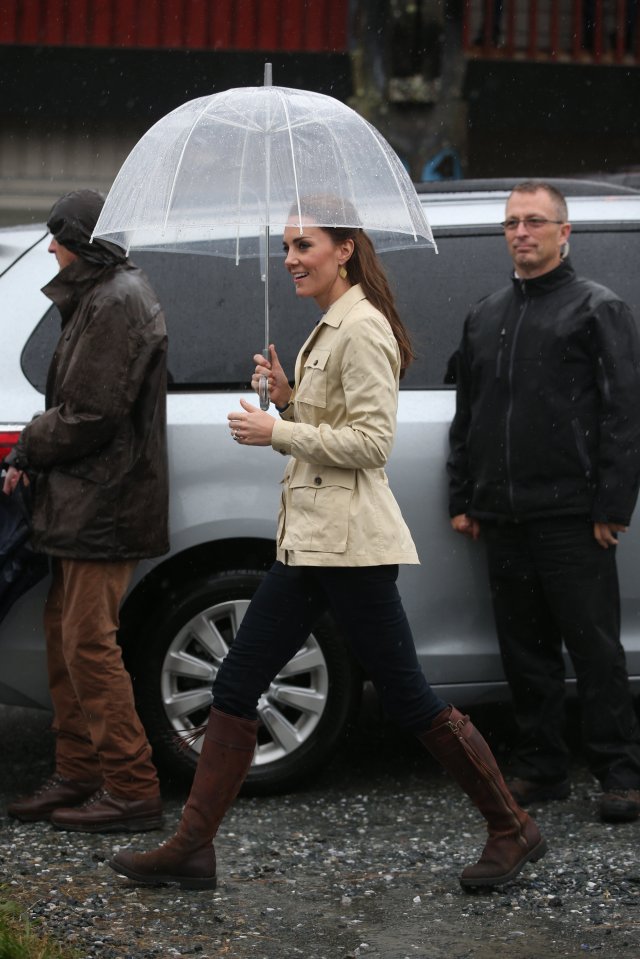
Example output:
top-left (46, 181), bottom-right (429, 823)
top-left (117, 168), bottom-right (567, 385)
top-left (416, 177), bottom-right (640, 196)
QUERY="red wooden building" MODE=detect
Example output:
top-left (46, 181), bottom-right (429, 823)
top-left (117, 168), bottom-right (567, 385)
top-left (0, 0), bottom-right (348, 53)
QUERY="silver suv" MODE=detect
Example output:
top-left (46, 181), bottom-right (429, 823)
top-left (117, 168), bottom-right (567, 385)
top-left (2, 178), bottom-right (639, 794)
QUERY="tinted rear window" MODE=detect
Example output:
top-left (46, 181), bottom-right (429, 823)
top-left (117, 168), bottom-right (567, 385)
top-left (22, 224), bottom-right (640, 394)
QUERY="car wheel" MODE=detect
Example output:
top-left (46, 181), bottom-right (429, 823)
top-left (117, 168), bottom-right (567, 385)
top-left (130, 569), bottom-right (361, 795)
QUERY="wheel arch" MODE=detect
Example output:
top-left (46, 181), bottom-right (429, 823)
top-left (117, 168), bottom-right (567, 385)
top-left (119, 537), bottom-right (276, 655)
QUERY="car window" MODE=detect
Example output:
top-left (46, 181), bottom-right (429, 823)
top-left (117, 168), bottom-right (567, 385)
top-left (388, 232), bottom-right (508, 388)
top-left (21, 306), bottom-right (61, 394)
top-left (20, 225), bottom-right (640, 395)
top-left (568, 224), bottom-right (640, 319)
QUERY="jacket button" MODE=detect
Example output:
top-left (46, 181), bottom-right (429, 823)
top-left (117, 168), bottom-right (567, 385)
top-left (313, 359), bottom-right (318, 365)
top-left (314, 476), bottom-right (322, 485)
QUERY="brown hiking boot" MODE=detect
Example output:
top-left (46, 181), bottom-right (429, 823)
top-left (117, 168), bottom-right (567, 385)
top-left (7, 774), bottom-right (102, 822)
top-left (51, 789), bottom-right (163, 833)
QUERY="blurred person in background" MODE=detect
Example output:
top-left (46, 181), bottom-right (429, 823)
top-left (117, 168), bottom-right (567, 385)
top-left (4, 189), bottom-right (169, 833)
top-left (448, 180), bottom-right (640, 824)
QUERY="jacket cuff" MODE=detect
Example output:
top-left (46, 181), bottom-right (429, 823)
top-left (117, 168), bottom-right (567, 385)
top-left (449, 497), bottom-right (472, 518)
top-left (271, 419), bottom-right (295, 456)
top-left (591, 509), bottom-right (632, 526)
top-left (3, 444), bottom-right (29, 471)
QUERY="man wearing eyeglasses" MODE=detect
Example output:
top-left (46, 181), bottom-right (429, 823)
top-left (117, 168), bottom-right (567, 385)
top-left (447, 180), bottom-right (640, 824)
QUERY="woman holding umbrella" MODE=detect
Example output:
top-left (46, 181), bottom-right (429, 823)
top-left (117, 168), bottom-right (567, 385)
top-left (109, 199), bottom-right (547, 892)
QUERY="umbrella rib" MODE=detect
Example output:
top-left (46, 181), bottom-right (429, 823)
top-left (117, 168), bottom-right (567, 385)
top-left (277, 90), bottom-right (303, 232)
top-left (281, 102), bottom-right (427, 243)
top-left (358, 120), bottom-right (421, 242)
top-left (234, 123), bottom-right (253, 265)
top-left (162, 98), bottom-right (224, 234)
top-left (300, 109), bottom-right (362, 230)
top-left (201, 111), bottom-right (265, 133)
top-left (270, 110), bottom-right (345, 134)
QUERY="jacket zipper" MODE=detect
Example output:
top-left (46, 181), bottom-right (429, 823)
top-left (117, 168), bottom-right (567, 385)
top-left (598, 356), bottom-right (611, 404)
top-left (505, 286), bottom-right (528, 514)
top-left (571, 418), bottom-right (592, 479)
top-left (496, 327), bottom-right (507, 378)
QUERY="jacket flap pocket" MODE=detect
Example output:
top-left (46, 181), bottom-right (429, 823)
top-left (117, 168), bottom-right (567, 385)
top-left (303, 348), bottom-right (330, 372)
top-left (289, 466), bottom-right (356, 491)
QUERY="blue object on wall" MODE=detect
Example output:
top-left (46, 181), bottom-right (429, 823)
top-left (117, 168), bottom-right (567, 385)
top-left (421, 148), bottom-right (462, 181)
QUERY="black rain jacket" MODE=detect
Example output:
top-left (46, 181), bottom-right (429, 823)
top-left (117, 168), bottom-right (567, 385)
top-left (447, 258), bottom-right (640, 525)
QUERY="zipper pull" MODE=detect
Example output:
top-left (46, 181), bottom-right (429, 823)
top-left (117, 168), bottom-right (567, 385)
top-left (496, 327), bottom-right (507, 379)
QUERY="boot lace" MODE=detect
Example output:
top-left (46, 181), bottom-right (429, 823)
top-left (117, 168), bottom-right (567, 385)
top-left (31, 774), bottom-right (67, 796)
top-left (76, 787), bottom-right (109, 809)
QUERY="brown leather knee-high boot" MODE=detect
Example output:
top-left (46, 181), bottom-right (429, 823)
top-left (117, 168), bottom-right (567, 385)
top-left (108, 707), bottom-right (258, 890)
top-left (418, 706), bottom-right (547, 889)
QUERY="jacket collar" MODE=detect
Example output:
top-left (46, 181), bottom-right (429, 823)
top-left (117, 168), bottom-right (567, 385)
top-left (42, 257), bottom-right (118, 324)
top-left (296, 285), bottom-right (367, 376)
top-left (511, 257), bottom-right (575, 298)
top-left (320, 283), bottom-right (367, 327)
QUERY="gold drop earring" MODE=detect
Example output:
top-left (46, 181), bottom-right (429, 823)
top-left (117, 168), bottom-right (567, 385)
top-left (338, 265), bottom-right (348, 280)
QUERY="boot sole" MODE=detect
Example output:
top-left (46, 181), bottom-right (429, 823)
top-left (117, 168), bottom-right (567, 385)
top-left (108, 858), bottom-right (217, 890)
top-left (8, 797), bottom-right (99, 822)
top-left (52, 816), bottom-right (164, 834)
top-left (459, 837), bottom-right (548, 890)
top-left (8, 810), bottom-right (55, 823)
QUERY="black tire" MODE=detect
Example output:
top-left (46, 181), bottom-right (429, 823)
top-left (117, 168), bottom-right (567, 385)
top-left (128, 569), bottom-right (361, 796)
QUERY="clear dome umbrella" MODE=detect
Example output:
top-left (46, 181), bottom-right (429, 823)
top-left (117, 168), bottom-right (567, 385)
top-left (93, 66), bottom-right (437, 408)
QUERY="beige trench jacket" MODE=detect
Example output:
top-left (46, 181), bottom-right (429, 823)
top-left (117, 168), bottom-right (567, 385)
top-left (271, 284), bottom-right (419, 567)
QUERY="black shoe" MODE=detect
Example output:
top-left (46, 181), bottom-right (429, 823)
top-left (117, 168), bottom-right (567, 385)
top-left (599, 789), bottom-right (640, 824)
top-left (507, 777), bottom-right (571, 806)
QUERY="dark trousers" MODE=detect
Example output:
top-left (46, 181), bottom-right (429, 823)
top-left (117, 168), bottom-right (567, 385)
top-left (212, 561), bottom-right (446, 734)
top-left (484, 516), bottom-right (640, 790)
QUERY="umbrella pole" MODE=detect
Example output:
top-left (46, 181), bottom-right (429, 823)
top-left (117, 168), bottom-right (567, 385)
top-left (258, 223), bottom-right (270, 411)
top-left (258, 62), bottom-right (273, 411)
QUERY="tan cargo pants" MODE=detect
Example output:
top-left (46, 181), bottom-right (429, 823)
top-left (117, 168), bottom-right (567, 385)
top-left (44, 558), bottom-right (160, 800)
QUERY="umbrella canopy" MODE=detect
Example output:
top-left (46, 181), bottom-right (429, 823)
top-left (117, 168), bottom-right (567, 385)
top-left (93, 81), bottom-right (436, 409)
top-left (93, 84), bottom-right (436, 259)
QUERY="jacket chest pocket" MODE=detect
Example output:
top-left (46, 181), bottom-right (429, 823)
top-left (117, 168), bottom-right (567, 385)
top-left (297, 348), bottom-right (331, 409)
top-left (282, 466), bottom-right (356, 553)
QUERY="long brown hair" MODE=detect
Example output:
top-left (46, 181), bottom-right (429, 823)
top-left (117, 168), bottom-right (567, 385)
top-left (290, 196), bottom-right (415, 375)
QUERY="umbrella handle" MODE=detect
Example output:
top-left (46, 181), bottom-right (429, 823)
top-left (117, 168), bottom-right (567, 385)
top-left (259, 375), bottom-right (270, 411)
top-left (259, 348), bottom-right (270, 410)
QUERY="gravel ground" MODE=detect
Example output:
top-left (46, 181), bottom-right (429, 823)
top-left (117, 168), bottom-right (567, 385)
top-left (1, 702), bottom-right (639, 959)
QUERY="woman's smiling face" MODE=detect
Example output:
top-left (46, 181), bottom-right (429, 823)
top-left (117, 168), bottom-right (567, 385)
top-left (283, 222), bottom-right (353, 311)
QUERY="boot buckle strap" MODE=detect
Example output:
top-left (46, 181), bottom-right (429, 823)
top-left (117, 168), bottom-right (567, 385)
top-left (447, 717), bottom-right (466, 735)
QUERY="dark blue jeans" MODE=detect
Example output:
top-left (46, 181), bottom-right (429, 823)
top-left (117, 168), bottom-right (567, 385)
top-left (213, 561), bottom-right (446, 734)
top-left (484, 516), bottom-right (640, 789)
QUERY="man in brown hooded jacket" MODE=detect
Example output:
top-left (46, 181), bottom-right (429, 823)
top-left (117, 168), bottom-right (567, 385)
top-left (4, 189), bottom-right (169, 832)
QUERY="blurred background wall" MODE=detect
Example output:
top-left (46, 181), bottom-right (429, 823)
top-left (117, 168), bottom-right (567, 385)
top-left (0, 0), bottom-right (638, 226)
